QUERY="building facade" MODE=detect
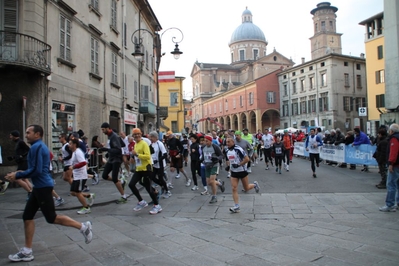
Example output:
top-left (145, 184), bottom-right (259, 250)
top-left (0, 0), bottom-right (162, 174)
top-left (191, 8), bottom-right (294, 133)
top-left (279, 2), bottom-right (367, 132)
top-left (359, 12), bottom-right (384, 135)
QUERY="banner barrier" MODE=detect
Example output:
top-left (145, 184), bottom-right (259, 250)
top-left (293, 143), bottom-right (378, 166)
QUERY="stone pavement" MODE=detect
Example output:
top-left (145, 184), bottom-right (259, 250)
top-left (1, 158), bottom-right (399, 265)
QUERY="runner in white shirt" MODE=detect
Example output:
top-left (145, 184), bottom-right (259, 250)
top-left (261, 128), bottom-right (274, 170)
top-left (68, 138), bottom-right (95, 214)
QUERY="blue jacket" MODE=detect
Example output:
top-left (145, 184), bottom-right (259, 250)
top-left (15, 139), bottom-right (53, 188)
top-left (353, 131), bottom-right (370, 145)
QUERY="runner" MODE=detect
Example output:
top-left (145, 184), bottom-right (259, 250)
top-left (5, 125), bottom-right (92, 262)
top-left (59, 133), bottom-right (73, 185)
top-left (272, 136), bottom-right (285, 174)
top-left (261, 128), bottom-right (274, 170)
top-left (165, 131), bottom-right (190, 186)
top-left (188, 134), bottom-right (201, 191)
top-left (181, 135), bottom-right (189, 167)
top-left (305, 128), bottom-right (323, 178)
top-left (225, 137), bottom-right (260, 213)
top-left (234, 131), bottom-right (254, 173)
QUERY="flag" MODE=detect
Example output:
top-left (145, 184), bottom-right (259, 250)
top-left (159, 71), bottom-right (175, 82)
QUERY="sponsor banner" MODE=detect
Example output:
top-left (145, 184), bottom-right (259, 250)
top-left (293, 142), bottom-right (309, 157)
top-left (320, 144), bottom-right (345, 162)
top-left (345, 144), bottom-right (378, 166)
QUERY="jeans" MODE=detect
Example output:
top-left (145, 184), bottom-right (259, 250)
top-left (385, 166), bottom-right (399, 207)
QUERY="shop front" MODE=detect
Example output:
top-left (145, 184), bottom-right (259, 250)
top-left (51, 101), bottom-right (75, 156)
top-left (124, 110), bottom-right (137, 135)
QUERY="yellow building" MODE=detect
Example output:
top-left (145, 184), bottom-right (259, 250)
top-left (359, 12), bottom-right (385, 135)
top-left (159, 71), bottom-right (185, 133)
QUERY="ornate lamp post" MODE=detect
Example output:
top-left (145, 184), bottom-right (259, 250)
top-left (131, 27), bottom-right (184, 133)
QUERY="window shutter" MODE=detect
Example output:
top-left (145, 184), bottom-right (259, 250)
top-left (4, 0), bottom-right (18, 33)
top-left (319, 98), bottom-right (322, 112)
top-left (350, 98), bottom-right (354, 111)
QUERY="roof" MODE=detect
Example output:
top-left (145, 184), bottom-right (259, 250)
top-left (359, 12), bottom-right (384, 25)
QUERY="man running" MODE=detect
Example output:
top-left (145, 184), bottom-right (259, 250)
top-left (234, 131), bottom-right (254, 173)
top-left (261, 128), bottom-right (274, 170)
top-left (225, 137), bottom-right (259, 213)
top-left (5, 125), bottom-right (92, 262)
top-left (59, 133), bottom-right (73, 185)
top-left (99, 122), bottom-right (127, 203)
top-left (165, 131), bottom-right (190, 186)
top-left (305, 128), bottom-right (323, 178)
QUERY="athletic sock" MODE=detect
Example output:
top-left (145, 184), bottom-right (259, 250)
top-left (234, 204), bottom-right (239, 208)
top-left (22, 247), bottom-right (32, 254)
top-left (80, 223), bottom-right (86, 232)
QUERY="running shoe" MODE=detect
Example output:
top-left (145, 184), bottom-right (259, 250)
top-left (313, 173), bottom-right (317, 178)
top-left (379, 205), bottom-right (396, 212)
top-left (77, 207), bottom-right (91, 215)
top-left (175, 174), bottom-right (180, 179)
top-left (209, 196), bottom-right (217, 203)
top-left (229, 206), bottom-right (240, 213)
top-left (162, 191), bottom-right (172, 199)
top-left (92, 172), bottom-right (100, 185)
top-left (227, 172), bottom-right (231, 178)
top-left (167, 182), bottom-right (174, 189)
top-left (191, 185), bottom-right (198, 191)
top-left (54, 197), bottom-right (65, 207)
top-left (218, 179), bottom-right (225, 193)
top-left (120, 177), bottom-right (126, 190)
top-left (286, 165), bottom-right (289, 172)
top-left (26, 192), bottom-right (32, 201)
top-left (279, 170), bottom-right (282, 174)
top-left (254, 181), bottom-right (260, 193)
top-left (87, 193), bottom-right (95, 207)
top-left (201, 189), bottom-right (209, 195)
top-left (116, 197), bottom-right (127, 204)
top-left (81, 221), bottom-right (93, 244)
top-left (266, 166), bottom-right (269, 170)
top-left (83, 186), bottom-right (90, 192)
top-left (149, 205), bottom-right (162, 214)
top-left (8, 249), bottom-right (34, 262)
top-left (185, 179), bottom-right (192, 187)
top-left (133, 200), bottom-right (148, 211)
top-left (275, 167), bottom-right (278, 172)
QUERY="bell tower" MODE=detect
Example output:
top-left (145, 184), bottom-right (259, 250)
top-left (310, 2), bottom-right (342, 60)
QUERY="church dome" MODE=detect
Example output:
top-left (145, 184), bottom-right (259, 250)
top-left (229, 8), bottom-right (267, 45)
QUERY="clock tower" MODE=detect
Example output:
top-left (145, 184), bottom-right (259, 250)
top-left (310, 2), bottom-right (342, 60)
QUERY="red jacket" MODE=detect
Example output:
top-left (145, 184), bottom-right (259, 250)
top-left (388, 136), bottom-right (399, 167)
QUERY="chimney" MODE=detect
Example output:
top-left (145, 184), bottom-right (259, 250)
top-left (360, 53), bottom-right (365, 58)
top-left (301, 57), bottom-right (305, 64)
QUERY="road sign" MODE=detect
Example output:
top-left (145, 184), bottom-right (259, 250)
top-left (359, 107), bottom-right (367, 116)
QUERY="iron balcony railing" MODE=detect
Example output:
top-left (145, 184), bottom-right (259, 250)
top-left (0, 31), bottom-right (51, 74)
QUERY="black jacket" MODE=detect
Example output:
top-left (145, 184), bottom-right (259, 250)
top-left (344, 135), bottom-right (355, 145)
top-left (375, 135), bottom-right (388, 164)
top-left (107, 131), bottom-right (122, 163)
top-left (334, 132), bottom-right (346, 145)
top-left (190, 142), bottom-right (201, 161)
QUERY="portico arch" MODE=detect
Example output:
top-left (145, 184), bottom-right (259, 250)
top-left (232, 114), bottom-right (238, 130)
top-left (261, 109), bottom-right (281, 132)
top-left (248, 111), bottom-right (257, 133)
top-left (240, 112), bottom-right (247, 130)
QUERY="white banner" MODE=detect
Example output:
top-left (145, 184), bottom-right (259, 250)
top-left (293, 142), bottom-right (308, 157)
top-left (320, 144), bottom-right (345, 162)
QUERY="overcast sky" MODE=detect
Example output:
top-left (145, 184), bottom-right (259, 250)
top-left (149, 0), bottom-right (383, 99)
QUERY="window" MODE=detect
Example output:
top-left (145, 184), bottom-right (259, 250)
top-left (170, 92), bottom-right (178, 106)
top-left (309, 66), bottom-right (313, 71)
top-left (300, 97), bottom-right (307, 114)
top-left (91, 0), bottom-right (99, 10)
top-left (319, 92), bottom-right (329, 111)
top-left (283, 101), bottom-right (289, 116)
top-left (283, 75), bottom-right (287, 79)
top-left (355, 97), bottom-right (366, 110)
top-left (309, 77), bottom-right (314, 90)
top-left (111, 0), bottom-right (117, 30)
top-left (344, 73), bottom-right (349, 87)
top-left (145, 50), bottom-right (149, 69)
top-left (90, 37), bottom-right (99, 74)
top-left (292, 81), bottom-right (297, 94)
top-left (344, 62), bottom-right (348, 66)
top-left (343, 96), bottom-right (353, 111)
top-left (214, 104), bottom-right (216, 114)
top-left (267, 92), bottom-right (276, 103)
top-left (321, 21), bottom-right (325, 31)
top-left (356, 75), bottom-right (362, 88)
top-left (141, 85), bottom-right (149, 100)
top-left (283, 84), bottom-right (288, 96)
top-left (123, 23), bottom-right (127, 47)
top-left (329, 21), bottom-right (333, 29)
top-left (1, 0), bottom-right (18, 35)
top-left (321, 73), bottom-right (326, 86)
top-left (233, 98), bottom-right (236, 109)
top-left (300, 69), bottom-right (304, 74)
top-left (219, 102), bottom-right (222, 113)
top-left (376, 70), bottom-right (385, 84)
top-left (308, 95), bottom-right (316, 113)
top-left (60, 15), bottom-right (71, 61)
top-left (377, 45), bottom-right (383, 59)
top-left (291, 101), bottom-right (298, 115)
top-left (253, 49), bottom-right (259, 60)
top-left (240, 95), bottom-right (243, 107)
top-left (171, 121), bottom-right (178, 133)
top-left (134, 81), bottom-right (138, 102)
top-left (320, 62), bottom-right (325, 67)
top-left (239, 50), bottom-right (245, 61)
top-left (315, 23), bottom-right (318, 32)
top-left (249, 92), bottom-right (254, 105)
top-left (356, 64), bottom-right (361, 70)
top-left (225, 100), bottom-right (228, 111)
top-left (292, 72), bottom-right (296, 76)
top-left (111, 52), bottom-right (118, 84)
top-left (300, 79), bottom-right (305, 92)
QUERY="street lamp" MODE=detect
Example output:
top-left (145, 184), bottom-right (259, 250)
top-left (131, 27), bottom-right (184, 133)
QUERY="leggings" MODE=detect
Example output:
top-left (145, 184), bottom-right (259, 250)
top-left (310, 153), bottom-right (320, 172)
top-left (275, 156), bottom-right (283, 167)
top-left (190, 160), bottom-right (200, 186)
top-left (151, 167), bottom-right (169, 192)
top-left (263, 148), bottom-right (273, 164)
top-left (282, 149), bottom-right (290, 165)
top-left (200, 165), bottom-right (206, 186)
top-left (129, 171), bottom-right (158, 205)
top-left (257, 144), bottom-right (262, 157)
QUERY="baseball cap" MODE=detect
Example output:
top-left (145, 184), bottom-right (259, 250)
top-left (165, 130), bottom-right (173, 136)
top-left (204, 135), bottom-right (213, 142)
top-left (132, 128), bottom-right (142, 134)
top-left (235, 130), bottom-right (242, 135)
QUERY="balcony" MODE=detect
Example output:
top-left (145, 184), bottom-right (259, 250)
top-left (139, 99), bottom-right (156, 117)
top-left (0, 31), bottom-right (51, 75)
top-left (159, 106), bottom-right (169, 119)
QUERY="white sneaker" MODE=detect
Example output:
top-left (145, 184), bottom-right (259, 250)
top-left (227, 172), bottom-right (231, 178)
top-left (185, 179), bottom-right (192, 187)
top-left (81, 221), bottom-right (93, 244)
top-left (191, 185), bottom-right (198, 191)
top-left (77, 207), bottom-right (91, 215)
top-left (87, 193), bottom-right (95, 207)
top-left (286, 165), bottom-right (289, 172)
top-left (284, 163), bottom-right (287, 170)
top-left (175, 174), bottom-right (180, 179)
top-left (167, 182), bottom-right (174, 189)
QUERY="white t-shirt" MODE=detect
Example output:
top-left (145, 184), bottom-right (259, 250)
top-left (261, 134), bottom-right (274, 149)
top-left (122, 136), bottom-right (129, 155)
top-left (226, 145), bottom-right (247, 172)
top-left (71, 148), bottom-right (88, 180)
top-left (151, 140), bottom-right (167, 168)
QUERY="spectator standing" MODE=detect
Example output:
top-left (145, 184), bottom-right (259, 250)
top-left (375, 129), bottom-right (388, 189)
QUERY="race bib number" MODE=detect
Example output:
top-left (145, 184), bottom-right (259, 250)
top-left (135, 156), bottom-right (142, 167)
top-left (183, 144), bottom-right (188, 149)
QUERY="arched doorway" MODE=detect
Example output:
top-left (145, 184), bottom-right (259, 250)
top-left (240, 113), bottom-right (247, 130)
top-left (249, 111), bottom-right (257, 133)
top-left (232, 114), bottom-right (238, 130)
top-left (261, 109), bottom-right (280, 132)
top-left (219, 117), bottom-right (225, 130)
top-left (226, 116), bottom-right (231, 130)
